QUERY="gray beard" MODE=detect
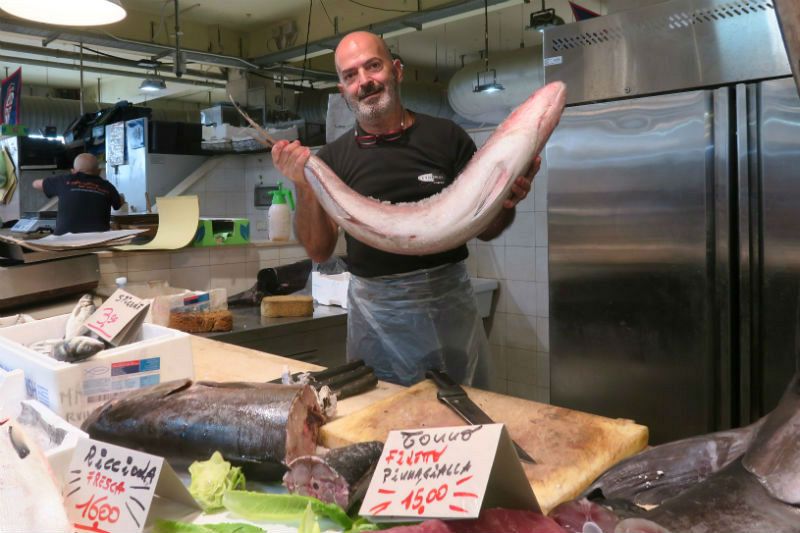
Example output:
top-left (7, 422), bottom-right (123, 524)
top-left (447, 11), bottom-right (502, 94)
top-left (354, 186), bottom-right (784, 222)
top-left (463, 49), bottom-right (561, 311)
top-left (347, 80), bottom-right (400, 124)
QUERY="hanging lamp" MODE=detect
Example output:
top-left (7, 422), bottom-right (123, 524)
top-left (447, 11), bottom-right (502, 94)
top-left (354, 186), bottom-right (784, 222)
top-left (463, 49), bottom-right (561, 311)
top-left (0, 0), bottom-right (127, 26)
top-left (473, 0), bottom-right (504, 94)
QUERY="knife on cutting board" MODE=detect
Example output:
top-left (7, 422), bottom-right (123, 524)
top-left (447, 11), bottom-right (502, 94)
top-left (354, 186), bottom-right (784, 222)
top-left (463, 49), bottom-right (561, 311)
top-left (426, 369), bottom-right (537, 464)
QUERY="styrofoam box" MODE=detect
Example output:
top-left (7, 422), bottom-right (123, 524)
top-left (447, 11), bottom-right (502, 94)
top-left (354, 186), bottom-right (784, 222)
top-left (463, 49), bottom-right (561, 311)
top-left (0, 314), bottom-right (193, 426)
top-left (18, 399), bottom-right (88, 485)
top-left (312, 271), bottom-right (350, 309)
top-left (0, 367), bottom-right (25, 416)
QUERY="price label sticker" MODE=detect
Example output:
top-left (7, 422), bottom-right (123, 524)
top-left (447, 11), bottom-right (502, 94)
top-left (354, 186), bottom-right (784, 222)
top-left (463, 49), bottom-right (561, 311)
top-left (360, 424), bottom-right (537, 522)
top-left (64, 439), bottom-right (199, 533)
top-left (84, 289), bottom-right (149, 346)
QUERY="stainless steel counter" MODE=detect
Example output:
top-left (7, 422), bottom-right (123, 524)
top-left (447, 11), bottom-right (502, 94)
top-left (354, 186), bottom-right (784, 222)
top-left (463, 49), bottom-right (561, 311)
top-left (198, 304), bottom-right (348, 368)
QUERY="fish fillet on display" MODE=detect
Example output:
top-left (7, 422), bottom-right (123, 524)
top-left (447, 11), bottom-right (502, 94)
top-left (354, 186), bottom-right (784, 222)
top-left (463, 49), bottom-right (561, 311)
top-left (82, 379), bottom-right (325, 481)
top-left (230, 82), bottom-right (567, 255)
top-left (0, 418), bottom-right (70, 533)
top-left (284, 441), bottom-right (384, 510)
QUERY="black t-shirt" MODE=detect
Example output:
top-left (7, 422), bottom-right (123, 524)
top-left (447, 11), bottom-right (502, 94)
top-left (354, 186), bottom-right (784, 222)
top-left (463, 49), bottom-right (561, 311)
top-left (42, 172), bottom-right (123, 235)
top-left (317, 112), bottom-right (477, 278)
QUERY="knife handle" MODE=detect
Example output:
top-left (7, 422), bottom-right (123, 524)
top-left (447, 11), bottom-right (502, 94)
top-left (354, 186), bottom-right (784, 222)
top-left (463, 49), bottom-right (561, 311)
top-left (426, 369), bottom-right (463, 396)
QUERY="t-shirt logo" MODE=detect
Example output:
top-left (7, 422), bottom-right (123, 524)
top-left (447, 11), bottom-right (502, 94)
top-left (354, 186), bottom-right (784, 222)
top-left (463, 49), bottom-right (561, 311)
top-left (417, 172), bottom-right (446, 185)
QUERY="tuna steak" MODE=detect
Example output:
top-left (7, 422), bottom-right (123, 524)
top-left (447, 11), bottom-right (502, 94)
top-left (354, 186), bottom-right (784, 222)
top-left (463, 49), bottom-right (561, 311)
top-left (284, 441), bottom-right (384, 510)
top-left (0, 419), bottom-right (70, 533)
top-left (231, 81), bottom-right (566, 256)
top-left (82, 379), bottom-right (324, 481)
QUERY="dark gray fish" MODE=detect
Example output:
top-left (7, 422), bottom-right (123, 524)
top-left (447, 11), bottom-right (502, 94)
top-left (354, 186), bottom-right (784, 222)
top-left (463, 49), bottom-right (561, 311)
top-left (284, 441), bottom-right (384, 511)
top-left (610, 373), bottom-right (800, 533)
top-left (81, 379), bottom-right (325, 481)
top-left (583, 421), bottom-right (761, 508)
top-left (52, 335), bottom-right (105, 363)
top-left (616, 460), bottom-right (800, 533)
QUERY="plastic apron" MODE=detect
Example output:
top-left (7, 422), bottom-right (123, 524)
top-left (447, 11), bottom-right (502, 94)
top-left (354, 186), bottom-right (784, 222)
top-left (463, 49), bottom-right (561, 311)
top-left (346, 261), bottom-right (491, 388)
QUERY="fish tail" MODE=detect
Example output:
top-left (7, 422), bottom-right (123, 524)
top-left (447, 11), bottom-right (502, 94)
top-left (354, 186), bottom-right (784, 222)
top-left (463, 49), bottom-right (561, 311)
top-left (228, 94), bottom-right (278, 149)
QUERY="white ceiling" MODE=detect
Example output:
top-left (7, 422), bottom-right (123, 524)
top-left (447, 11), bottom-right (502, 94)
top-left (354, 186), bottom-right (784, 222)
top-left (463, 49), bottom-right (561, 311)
top-left (0, 0), bottom-right (610, 101)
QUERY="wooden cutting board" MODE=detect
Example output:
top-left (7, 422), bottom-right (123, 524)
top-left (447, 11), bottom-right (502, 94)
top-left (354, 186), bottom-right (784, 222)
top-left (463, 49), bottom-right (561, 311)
top-left (320, 380), bottom-right (648, 514)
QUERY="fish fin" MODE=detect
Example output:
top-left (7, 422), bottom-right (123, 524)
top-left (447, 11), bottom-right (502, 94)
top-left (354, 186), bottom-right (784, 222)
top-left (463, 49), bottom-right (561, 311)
top-left (228, 94), bottom-right (278, 149)
top-left (473, 166), bottom-right (510, 219)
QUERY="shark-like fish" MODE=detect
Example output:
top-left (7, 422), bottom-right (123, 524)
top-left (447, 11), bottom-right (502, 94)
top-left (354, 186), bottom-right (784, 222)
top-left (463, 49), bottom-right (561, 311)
top-left (554, 374), bottom-right (800, 533)
top-left (231, 81), bottom-right (566, 255)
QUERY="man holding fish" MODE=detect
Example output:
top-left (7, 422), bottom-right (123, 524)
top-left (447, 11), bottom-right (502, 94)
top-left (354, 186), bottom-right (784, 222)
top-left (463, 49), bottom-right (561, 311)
top-left (273, 31), bottom-right (541, 388)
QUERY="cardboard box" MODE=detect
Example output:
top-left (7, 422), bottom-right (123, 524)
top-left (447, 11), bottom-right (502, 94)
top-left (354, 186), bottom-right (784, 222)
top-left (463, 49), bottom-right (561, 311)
top-left (312, 271), bottom-right (350, 309)
top-left (0, 314), bottom-right (193, 426)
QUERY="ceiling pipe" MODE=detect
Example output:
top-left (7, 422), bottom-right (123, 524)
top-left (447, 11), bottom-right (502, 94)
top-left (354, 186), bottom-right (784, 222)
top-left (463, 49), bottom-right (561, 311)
top-left (0, 15), bottom-right (257, 71)
top-left (0, 41), bottom-right (225, 82)
top-left (0, 54), bottom-right (226, 88)
top-left (251, 0), bottom-right (516, 66)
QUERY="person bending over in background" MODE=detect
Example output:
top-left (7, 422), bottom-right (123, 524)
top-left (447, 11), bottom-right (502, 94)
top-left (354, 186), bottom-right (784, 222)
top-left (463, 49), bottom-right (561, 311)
top-left (272, 31), bottom-right (539, 388)
top-left (33, 153), bottom-right (123, 235)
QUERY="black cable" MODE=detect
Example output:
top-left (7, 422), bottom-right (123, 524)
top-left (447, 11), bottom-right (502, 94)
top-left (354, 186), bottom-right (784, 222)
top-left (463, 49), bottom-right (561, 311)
top-left (346, 0), bottom-right (417, 13)
top-left (300, 0), bottom-right (313, 86)
top-left (318, 0), bottom-right (335, 29)
top-left (79, 44), bottom-right (141, 64)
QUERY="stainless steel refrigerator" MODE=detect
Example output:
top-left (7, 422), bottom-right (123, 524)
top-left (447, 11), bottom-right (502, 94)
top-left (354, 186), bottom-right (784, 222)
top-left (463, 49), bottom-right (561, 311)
top-left (543, 0), bottom-right (800, 443)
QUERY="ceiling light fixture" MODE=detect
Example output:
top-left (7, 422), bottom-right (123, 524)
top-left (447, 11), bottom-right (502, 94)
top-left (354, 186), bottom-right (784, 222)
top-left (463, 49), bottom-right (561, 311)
top-left (526, 0), bottom-right (565, 32)
top-left (473, 0), bottom-right (504, 94)
top-left (139, 77), bottom-right (167, 92)
top-left (0, 0), bottom-right (127, 26)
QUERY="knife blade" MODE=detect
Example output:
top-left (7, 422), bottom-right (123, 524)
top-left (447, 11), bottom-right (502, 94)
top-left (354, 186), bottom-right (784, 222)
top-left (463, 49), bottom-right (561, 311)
top-left (426, 369), bottom-right (537, 464)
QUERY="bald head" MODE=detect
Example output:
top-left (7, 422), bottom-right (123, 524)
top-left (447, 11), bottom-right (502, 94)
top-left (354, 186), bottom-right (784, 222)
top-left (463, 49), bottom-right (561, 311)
top-left (334, 31), bottom-right (393, 78)
top-left (73, 153), bottom-right (100, 176)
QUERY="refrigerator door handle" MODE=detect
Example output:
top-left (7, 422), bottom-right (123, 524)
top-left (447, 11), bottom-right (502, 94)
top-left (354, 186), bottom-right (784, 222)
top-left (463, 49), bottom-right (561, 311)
top-left (735, 83), bottom-right (755, 425)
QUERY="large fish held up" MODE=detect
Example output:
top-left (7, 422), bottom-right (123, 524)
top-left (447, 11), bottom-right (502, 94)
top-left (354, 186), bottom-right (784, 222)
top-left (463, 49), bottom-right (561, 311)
top-left (82, 379), bottom-right (325, 481)
top-left (231, 82), bottom-right (567, 255)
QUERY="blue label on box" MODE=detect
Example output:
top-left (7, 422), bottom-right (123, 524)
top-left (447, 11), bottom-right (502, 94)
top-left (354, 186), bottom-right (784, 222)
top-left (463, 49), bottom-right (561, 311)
top-left (140, 374), bottom-right (160, 387)
top-left (140, 357), bottom-right (160, 372)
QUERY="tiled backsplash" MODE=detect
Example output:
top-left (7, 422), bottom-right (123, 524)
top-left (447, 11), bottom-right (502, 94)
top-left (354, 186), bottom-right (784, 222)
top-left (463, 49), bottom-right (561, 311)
top-left (96, 238), bottom-right (346, 297)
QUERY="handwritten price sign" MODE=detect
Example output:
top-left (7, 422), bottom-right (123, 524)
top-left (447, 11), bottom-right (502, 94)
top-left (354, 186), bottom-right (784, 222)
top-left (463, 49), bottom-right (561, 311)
top-left (64, 439), bottom-right (199, 533)
top-left (360, 424), bottom-right (536, 522)
top-left (85, 289), bottom-right (149, 345)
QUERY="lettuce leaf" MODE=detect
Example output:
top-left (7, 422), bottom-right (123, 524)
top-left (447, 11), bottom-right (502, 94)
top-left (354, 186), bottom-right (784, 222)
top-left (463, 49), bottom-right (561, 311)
top-left (188, 451), bottom-right (246, 512)
top-left (222, 490), bottom-right (352, 529)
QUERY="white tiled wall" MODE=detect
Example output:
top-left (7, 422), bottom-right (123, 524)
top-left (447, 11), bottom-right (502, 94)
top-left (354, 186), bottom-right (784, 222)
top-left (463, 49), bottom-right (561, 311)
top-left (96, 242), bottom-right (327, 297)
top-left (466, 129), bottom-right (550, 403)
top-left (185, 153), bottom-right (294, 242)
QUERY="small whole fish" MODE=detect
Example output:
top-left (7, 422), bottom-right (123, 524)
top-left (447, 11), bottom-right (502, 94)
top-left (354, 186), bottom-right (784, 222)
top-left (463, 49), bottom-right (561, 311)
top-left (0, 418), bottom-right (70, 533)
top-left (284, 441), bottom-right (384, 510)
top-left (52, 335), bottom-right (106, 363)
top-left (63, 294), bottom-right (96, 340)
top-left (231, 81), bottom-right (567, 256)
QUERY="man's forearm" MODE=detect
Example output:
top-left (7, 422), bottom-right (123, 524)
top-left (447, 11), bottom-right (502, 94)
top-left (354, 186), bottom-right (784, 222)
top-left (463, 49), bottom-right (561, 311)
top-left (478, 207), bottom-right (516, 241)
top-left (293, 184), bottom-right (338, 262)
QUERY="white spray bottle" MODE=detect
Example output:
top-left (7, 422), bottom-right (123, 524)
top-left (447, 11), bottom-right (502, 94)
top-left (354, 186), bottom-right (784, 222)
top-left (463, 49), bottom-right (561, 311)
top-left (268, 181), bottom-right (295, 241)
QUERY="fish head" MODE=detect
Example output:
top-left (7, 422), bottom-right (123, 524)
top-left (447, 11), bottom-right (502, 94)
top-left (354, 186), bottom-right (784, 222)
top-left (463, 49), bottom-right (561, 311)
top-left (1, 419), bottom-right (31, 460)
